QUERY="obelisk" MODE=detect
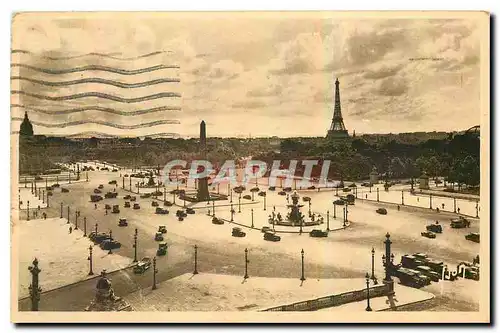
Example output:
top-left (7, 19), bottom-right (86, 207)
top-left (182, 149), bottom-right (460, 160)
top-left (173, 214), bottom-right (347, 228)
top-left (197, 121), bottom-right (210, 201)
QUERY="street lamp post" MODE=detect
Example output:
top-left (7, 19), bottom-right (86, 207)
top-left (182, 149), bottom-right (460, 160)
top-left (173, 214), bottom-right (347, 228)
top-left (67, 206), bottom-right (70, 224)
top-left (326, 210), bottom-right (330, 231)
top-left (401, 191), bottom-right (404, 205)
top-left (476, 201), bottom-right (479, 218)
top-left (95, 223), bottom-right (98, 235)
top-left (365, 273), bottom-right (372, 311)
top-left (212, 200), bottom-right (215, 217)
top-left (264, 194), bottom-right (266, 211)
top-left (193, 245), bottom-right (199, 274)
top-left (377, 187), bottom-right (379, 202)
top-left (334, 203), bottom-right (336, 219)
top-left (28, 258), bottom-right (42, 311)
top-left (108, 230), bottom-right (113, 254)
top-left (230, 203), bottom-right (234, 222)
top-left (152, 257), bottom-right (158, 290)
top-left (129, 177), bottom-right (132, 192)
top-left (244, 248), bottom-right (249, 279)
top-left (300, 249), bottom-right (305, 281)
top-left (454, 198), bottom-right (457, 213)
top-left (42, 190), bottom-right (45, 204)
top-left (371, 248), bottom-right (376, 281)
top-left (133, 228), bottom-right (138, 262)
top-left (308, 201), bottom-right (311, 216)
top-left (83, 217), bottom-right (87, 236)
top-left (88, 245), bottom-right (94, 275)
top-left (342, 207), bottom-right (345, 227)
top-left (251, 209), bottom-right (254, 227)
top-left (75, 211), bottom-right (78, 230)
top-left (60, 202), bottom-right (63, 218)
top-left (238, 194), bottom-right (241, 213)
top-left (429, 194), bottom-right (432, 209)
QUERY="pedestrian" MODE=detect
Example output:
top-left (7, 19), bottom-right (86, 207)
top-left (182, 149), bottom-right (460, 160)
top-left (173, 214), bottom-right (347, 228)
top-left (442, 203), bottom-right (445, 209)
top-left (436, 207), bottom-right (440, 213)
top-left (457, 208), bottom-right (461, 214)
top-left (43, 212), bottom-right (46, 219)
top-left (365, 194), bottom-right (368, 199)
top-left (95, 203), bottom-right (97, 210)
top-left (397, 205), bottom-right (400, 211)
top-left (105, 209), bottom-right (108, 215)
top-left (417, 197), bottom-right (420, 202)
top-left (69, 226), bottom-right (73, 234)
top-left (38, 205), bottom-right (41, 211)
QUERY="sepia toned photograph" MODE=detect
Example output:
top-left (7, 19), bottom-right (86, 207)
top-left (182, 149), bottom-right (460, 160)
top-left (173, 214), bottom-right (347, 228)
top-left (10, 11), bottom-right (490, 323)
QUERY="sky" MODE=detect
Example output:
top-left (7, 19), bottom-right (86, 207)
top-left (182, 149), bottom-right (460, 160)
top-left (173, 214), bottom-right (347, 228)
top-left (11, 12), bottom-right (484, 138)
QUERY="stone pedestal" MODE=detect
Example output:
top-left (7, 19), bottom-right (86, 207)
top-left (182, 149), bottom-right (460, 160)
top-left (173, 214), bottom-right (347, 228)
top-left (419, 172), bottom-right (430, 190)
top-left (369, 167), bottom-right (378, 185)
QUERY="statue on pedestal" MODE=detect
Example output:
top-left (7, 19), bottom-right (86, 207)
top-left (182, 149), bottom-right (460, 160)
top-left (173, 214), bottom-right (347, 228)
top-left (85, 270), bottom-right (132, 311)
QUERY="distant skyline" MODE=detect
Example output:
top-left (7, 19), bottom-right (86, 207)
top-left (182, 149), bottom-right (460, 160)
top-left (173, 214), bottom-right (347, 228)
top-left (11, 12), bottom-right (483, 137)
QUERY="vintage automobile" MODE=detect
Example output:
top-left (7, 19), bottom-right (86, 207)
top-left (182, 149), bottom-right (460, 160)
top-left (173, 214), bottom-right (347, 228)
top-left (164, 200), bottom-right (173, 206)
top-left (178, 216), bottom-right (184, 221)
top-left (90, 195), bottom-right (103, 202)
top-left (232, 227), bottom-right (246, 237)
top-left (112, 169), bottom-right (118, 172)
top-left (376, 208), bottom-right (387, 215)
top-left (130, 196), bottom-right (137, 202)
top-left (457, 262), bottom-right (480, 280)
top-left (421, 231), bottom-right (436, 239)
top-left (103, 204), bottom-right (111, 210)
top-left (348, 183), bottom-right (357, 188)
top-left (264, 231), bottom-right (281, 242)
top-left (47, 191), bottom-right (53, 196)
top-left (108, 180), bottom-right (117, 185)
top-left (283, 187), bottom-right (292, 192)
top-left (268, 186), bottom-right (276, 191)
top-left (307, 185), bottom-right (316, 190)
top-left (133, 257), bottom-right (152, 274)
top-left (100, 239), bottom-right (121, 250)
top-left (89, 232), bottom-right (110, 244)
top-left (333, 199), bottom-right (345, 205)
top-left (426, 222), bottom-right (443, 233)
top-left (243, 195), bottom-right (252, 200)
top-left (158, 225), bottom-right (167, 234)
top-left (342, 188), bottom-right (351, 192)
top-left (105, 192), bottom-right (118, 199)
top-left (118, 218), bottom-right (128, 227)
top-left (465, 232), bottom-right (480, 243)
top-left (186, 207), bottom-right (195, 214)
top-left (155, 207), bottom-right (169, 215)
top-left (112, 205), bottom-right (120, 214)
top-left (133, 203), bottom-right (141, 210)
top-left (302, 196), bottom-right (311, 202)
top-left (278, 191), bottom-right (286, 196)
top-left (157, 242), bottom-right (168, 256)
top-left (361, 182), bottom-right (371, 187)
top-left (152, 201), bottom-right (159, 207)
top-left (61, 188), bottom-right (70, 193)
top-left (124, 201), bottom-right (131, 208)
top-left (176, 210), bottom-right (187, 218)
top-left (212, 217), bottom-right (224, 225)
top-left (345, 194), bottom-right (355, 205)
top-left (52, 183), bottom-right (60, 188)
top-left (258, 191), bottom-right (266, 197)
top-left (309, 229), bottom-right (328, 237)
top-left (261, 226), bottom-right (272, 233)
top-left (93, 189), bottom-right (102, 194)
top-left (415, 265), bottom-right (440, 282)
top-left (98, 184), bottom-right (104, 189)
top-left (124, 174), bottom-right (129, 177)
top-left (394, 267), bottom-right (430, 288)
top-left (140, 193), bottom-right (152, 199)
top-left (154, 232), bottom-right (164, 241)
top-left (101, 167), bottom-right (109, 171)
top-left (450, 216), bottom-right (471, 228)
top-left (123, 194), bottom-right (131, 200)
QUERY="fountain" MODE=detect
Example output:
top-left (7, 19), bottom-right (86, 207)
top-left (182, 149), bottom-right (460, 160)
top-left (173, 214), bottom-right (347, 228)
top-left (269, 191), bottom-right (322, 228)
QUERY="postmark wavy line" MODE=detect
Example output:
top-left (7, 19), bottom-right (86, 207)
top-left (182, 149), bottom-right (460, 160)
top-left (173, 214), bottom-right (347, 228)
top-left (11, 104), bottom-right (181, 115)
top-left (11, 118), bottom-right (180, 129)
top-left (11, 63), bottom-right (180, 75)
top-left (11, 76), bottom-right (180, 88)
top-left (12, 49), bottom-right (171, 60)
top-left (12, 90), bottom-right (181, 103)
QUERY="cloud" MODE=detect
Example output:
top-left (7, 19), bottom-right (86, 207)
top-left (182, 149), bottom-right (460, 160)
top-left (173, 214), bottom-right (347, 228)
top-left (377, 77), bottom-right (409, 96)
top-left (363, 64), bottom-right (404, 80)
top-left (231, 100), bottom-right (267, 109)
top-left (247, 84), bottom-right (283, 97)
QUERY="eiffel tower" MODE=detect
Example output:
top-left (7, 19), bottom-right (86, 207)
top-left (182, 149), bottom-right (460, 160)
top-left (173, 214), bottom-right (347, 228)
top-left (326, 78), bottom-right (349, 139)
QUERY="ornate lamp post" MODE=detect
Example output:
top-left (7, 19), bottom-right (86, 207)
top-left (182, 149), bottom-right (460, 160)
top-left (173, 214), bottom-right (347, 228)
top-left (60, 202), bottom-right (63, 218)
top-left (129, 177), bottom-right (132, 191)
top-left (342, 207), bottom-right (345, 226)
top-left (453, 198), bottom-right (457, 213)
top-left (244, 248), bottom-right (249, 279)
top-left (429, 194), bottom-right (433, 209)
top-left (382, 233), bottom-right (395, 296)
top-left (193, 245), bottom-right (199, 274)
top-left (87, 245), bottom-right (94, 275)
top-left (230, 203), bottom-right (234, 222)
top-left (133, 228), bottom-right (138, 262)
top-left (333, 203), bottom-right (337, 219)
top-left (365, 273), bottom-right (372, 311)
top-left (371, 248), bottom-right (376, 282)
top-left (401, 190), bottom-right (404, 205)
top-left (238, 194), bottom-right (241, 213)
top-left (42, 190), bottom-right (45, 204)
top-left (152, 257), bottom-right (158, 290)
top-left (376, 187), bottom-right (379, 202)
top-left (67, 206), bottom-right (70, 224)
top-left (75, 211), bottom-right (79, 230)
top-left (345, 203), bottom-right (349, 223)
top-left (300, 249), bottom-right (306, 281)
top-left (212, 200), bottom-right (215, 217)
top-left (27, 200), bottom-right (30, 221)
top-left (308, 201), bottom-right (312, 216)
top-left (263, 193), bottom-right (267, 211)
top-left (28, 258), bottom-right (42, 311)
top-left (217, 183), bottom-right (220, 194)
top-left (326, 210), bottom-right (330, 231)
top-left (251, 209), bottom-right (254, 227)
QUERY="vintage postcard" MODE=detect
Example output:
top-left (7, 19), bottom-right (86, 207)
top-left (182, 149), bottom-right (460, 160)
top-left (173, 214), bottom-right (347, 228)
top-left (10, 11), bottom-right (490, 323)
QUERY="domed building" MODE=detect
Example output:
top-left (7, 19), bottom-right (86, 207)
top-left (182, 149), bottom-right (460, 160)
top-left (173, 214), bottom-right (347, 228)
top-left (19, 112), bottom-right (34, 136)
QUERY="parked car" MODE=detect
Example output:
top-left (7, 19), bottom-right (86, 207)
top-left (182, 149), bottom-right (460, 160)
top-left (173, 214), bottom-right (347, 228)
top-left (104, 204), bottom-right (111, 210)
top-left (105, 192), bottom-right (118, 199)
top-left (450, 216), bottom-right (471, 228)
top-left (164, 200), bottom-right (173, 206)
top-left (415, 265), bottom-right (440, 282)
top-left (90, 195), bottom-right (103, 202)
top-left (155, 207), bottom-right (169, 215)
top-left (333, 199), bottom-right (345, 205)
top-left (307, 185), bottom-right (316, 190)
top-left (376, 208), bottom-right (387, 215)
top-left (302, 196), bottom-right (311, 202)
top-left (98, 184), bottom-right (104, 189)
top-left (133, 203), bottom-right (140, 210)
top-left (123, 195), bottom-right (131, 200)
top-left (111, 205), bottom-right (119, 214)
top-left (258, 191), bottom-right (266, 197)
top-left (124, 201), bottom-right (131, 208)
top-left (186, 207), bottom-right (195, 214)
top-left (342, 188), bottom-right (351, 192)
top-left (243, 195), bottom-right (251, 200)
top-left (395, 267), bottom-right (430, 288)
top-left (158, 226), bottom-right (167, 233)
top-left (89, 232), bottom-right (110, 244)
top-left (100, 239), bottom-right (121, 250)
top-left (156, 242), bottom-right (168, 256)
top-left (61, 188), bottom-right (69, 193)
top-left (140, 193), bottom-right (152, 199)
top-left (130, 196), bottom-right (137, 201)
top-left (108, 180), bottom-right (117, 185)
top-left (94, 189), bottom-right (102, 194)
top-left (133, 257), bottom-right (152, 274)
top-left (151, 201), bottom-right (159, 207)
top-left (261, 226), bottom-right (272, 233)
top-left (264, 232), bottom-right (281, 242)
top-left (278, 191), bottom-right (286, 196)
top-left (118, 218), bottom-right (128, 227)
top-left (421, 231), bottom-right (436, 239)
top-left (268, 186), bottom-right (276, 191)
top-left (232, 227), bottom-right (246, 237)
top-left (426, 222), bottom-right (443, 233)
top-left (212, 217), bottom-right (224, 225)
top-left (465, 232), bottom-right (480, 243)
top-left (309, 229), bottom-right (328, 237)
top-left (178, 216), bottom-right (184, 221)
top-left (154, 232), bottom-right (164, 241)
